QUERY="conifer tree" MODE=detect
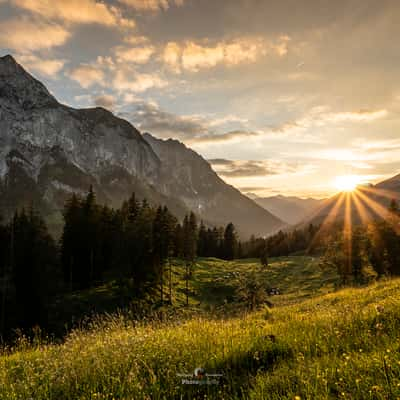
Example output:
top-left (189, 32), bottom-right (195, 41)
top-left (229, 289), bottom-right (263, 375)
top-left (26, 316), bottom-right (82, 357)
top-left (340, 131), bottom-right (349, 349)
top-left (223, 223), bottom-right (237, 260)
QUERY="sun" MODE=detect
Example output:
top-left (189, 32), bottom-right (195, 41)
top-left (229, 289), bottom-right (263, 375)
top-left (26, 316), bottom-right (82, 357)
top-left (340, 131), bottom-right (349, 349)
top-left (334, 175), bottom-right (361, 192)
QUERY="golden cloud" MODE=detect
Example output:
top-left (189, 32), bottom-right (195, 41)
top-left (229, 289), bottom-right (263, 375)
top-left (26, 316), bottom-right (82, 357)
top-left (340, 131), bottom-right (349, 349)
top-left (69, 65), bottom-right (105, 88)
top-left (13, 0), bottom-right (135, 28)
top-left (15, 54), bottom-right (65, 77)
top-left (0, 17), bottom-right (70, 51)
top-left (114, 45), bottom-right (155, 64)
top-left (163, 42), bottom-right (181, 73)
top-left (163, 36), bottom-right (289, 72)
top-left (113, 70), bottom-right (167, 92)
top-left (328, 109), bottom-right (388, 122)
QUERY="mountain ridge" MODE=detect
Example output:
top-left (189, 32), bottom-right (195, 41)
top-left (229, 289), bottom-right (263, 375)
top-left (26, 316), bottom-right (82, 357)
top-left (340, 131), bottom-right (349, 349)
top-left (0, 54), bottom-right (285, 238)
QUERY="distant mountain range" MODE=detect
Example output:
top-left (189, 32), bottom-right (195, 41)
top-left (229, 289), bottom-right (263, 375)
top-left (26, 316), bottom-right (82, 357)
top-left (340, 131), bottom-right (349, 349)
top-left (0, 54), bottom-right (284, 238)
top-left (251, 195), bottom-right (325, 225)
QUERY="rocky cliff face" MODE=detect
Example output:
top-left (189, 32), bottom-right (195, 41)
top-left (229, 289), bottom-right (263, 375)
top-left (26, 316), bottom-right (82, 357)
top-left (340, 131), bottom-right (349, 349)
top-left (0, 55), bottom-right (167, 225)
top-left (0, 55), bottom-right (284, 238)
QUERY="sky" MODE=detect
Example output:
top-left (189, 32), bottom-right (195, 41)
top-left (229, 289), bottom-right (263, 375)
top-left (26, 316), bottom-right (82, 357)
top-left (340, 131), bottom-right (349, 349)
top-left (1, 0), bottom-right (400, 198)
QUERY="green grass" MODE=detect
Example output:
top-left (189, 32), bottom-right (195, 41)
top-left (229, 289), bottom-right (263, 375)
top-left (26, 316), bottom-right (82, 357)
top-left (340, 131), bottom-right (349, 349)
top-left (1, 257), bottom-right (399, 399)
top-left (166, 255), bottom-right (338, 310)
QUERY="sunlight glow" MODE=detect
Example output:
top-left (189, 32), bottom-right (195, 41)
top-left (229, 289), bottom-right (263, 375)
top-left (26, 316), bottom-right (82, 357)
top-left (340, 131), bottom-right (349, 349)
top-left (334, 175), bottom-right (362, 192)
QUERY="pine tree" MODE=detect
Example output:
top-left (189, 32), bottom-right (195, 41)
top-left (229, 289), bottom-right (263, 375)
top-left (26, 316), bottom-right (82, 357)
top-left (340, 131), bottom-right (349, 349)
top-left (223, 223), bottom-right (237, 260)
top-left (12, 208), bottom-right (58, 328)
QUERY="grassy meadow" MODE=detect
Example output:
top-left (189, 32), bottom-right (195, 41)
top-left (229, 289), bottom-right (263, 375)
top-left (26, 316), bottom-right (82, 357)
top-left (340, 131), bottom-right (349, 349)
top-left (1, 257), bottom-right (399, 399)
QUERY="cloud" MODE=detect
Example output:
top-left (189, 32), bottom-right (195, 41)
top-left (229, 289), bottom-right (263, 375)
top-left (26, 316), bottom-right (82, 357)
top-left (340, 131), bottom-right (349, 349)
top-left (93, 94), bottom-right (115, 110)
top-left (182, 41), bottom-right (225, 72)
top-left (209, 159), bottom-right (294, 178)
top-left (113, 70), bottom-right (167, 92)
top-left (68, 64), bottom-right (105, 88)
top-left (238, 186), bottom-right (272, 193)
top-left (163, 42), bottom-right (181, 73)
top-left (0, 17), bottom-right (70, 51)
top-left (117, 0), bottom-right (184, 12)
top-left (327, 109), bottom-right (388, 122)
top-left (130, 101), bottom-right (207, 137)
top-left (12, 0), bottom-right (135, 27)
top-left (268, 106), bottom-right (390, 141)
top-left (207, 158), bottom-right (233, 166)
top-left (126, 101), bottom-right (257, 143)
top-left (162, 36), bottom-right (288, 72)
top-left (15, 53), bottom-right (65, 77)
top-left (192, 130), bottom-right (259, 144)
top-left (114, 45), bottom-right (155, 64)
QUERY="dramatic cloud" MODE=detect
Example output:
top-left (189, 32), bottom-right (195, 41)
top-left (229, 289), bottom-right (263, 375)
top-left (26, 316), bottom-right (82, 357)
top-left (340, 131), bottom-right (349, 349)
top-left (68, 65), bottom-right (105, 88)
top-left (15, 53), bottom-right (65, 77)
top-left (12, 0), bottom-right (135, 27)
top-left (0, 17), bottom-right (70, 51)
top-left (2, 0), bottom-right (398, 197)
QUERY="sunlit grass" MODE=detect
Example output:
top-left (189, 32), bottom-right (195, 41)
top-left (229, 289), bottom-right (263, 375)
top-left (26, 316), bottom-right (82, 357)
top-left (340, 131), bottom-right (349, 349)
top-left (1, 261), bottom-right (399, 399)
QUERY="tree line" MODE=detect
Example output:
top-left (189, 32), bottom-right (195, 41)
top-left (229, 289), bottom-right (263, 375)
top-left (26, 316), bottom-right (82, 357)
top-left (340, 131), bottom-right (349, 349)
top-left (239, 199), bottom-right (400, 285)
top-left (0, 187), bottom-right (239, 337)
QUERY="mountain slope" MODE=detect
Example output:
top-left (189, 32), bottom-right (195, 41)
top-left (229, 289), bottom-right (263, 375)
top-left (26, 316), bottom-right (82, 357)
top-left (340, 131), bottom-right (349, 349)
top-left (0, 55), bottom-right (190, 230)
top-left (0, 55), bottom-right (284, 238)
top-left (253, 195), bottom-right (324, 225)
top-left (376, 173), bottom-right (400, 192)
top-left (143, 133), bottom-right (285, 238)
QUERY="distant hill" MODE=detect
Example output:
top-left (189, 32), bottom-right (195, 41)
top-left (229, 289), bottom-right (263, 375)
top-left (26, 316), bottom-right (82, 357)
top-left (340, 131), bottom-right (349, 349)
top-left (253, 195), bottom-right (324, 225)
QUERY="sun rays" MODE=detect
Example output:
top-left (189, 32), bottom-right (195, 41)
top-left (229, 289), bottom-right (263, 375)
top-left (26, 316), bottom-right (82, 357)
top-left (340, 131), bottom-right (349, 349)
top-left (307, 182), bottom-right (400, 256)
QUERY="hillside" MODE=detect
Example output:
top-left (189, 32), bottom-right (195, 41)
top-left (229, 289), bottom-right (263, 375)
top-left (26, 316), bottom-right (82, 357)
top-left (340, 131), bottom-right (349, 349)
top-left (1, 258), bottom-right (400, 399)
top-left (253, 195), bottom-right (324, 225)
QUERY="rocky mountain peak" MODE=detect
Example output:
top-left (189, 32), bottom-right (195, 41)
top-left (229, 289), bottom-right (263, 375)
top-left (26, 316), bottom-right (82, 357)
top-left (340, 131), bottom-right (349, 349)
top-left (0, 54), bottom-right (56, 109)
top-left (0, 55), bottom-right (21, 75)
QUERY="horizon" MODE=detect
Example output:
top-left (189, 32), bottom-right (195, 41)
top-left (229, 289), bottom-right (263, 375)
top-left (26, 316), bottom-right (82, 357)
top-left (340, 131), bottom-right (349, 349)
top-left (1, 0), bottom-right (399, 198)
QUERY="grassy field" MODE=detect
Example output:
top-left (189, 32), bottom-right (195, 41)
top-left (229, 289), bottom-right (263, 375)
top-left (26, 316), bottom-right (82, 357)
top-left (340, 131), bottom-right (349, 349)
top-left (1, 257), bottom-right (399, 399)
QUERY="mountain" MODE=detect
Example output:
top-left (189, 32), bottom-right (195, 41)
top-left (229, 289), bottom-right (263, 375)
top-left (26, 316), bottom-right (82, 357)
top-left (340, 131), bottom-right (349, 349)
top-left (253, 195), bottom-right (324, 225)
top-left (0, 55), bottom-right (284, 238)
top-left (143, 133), bottom-right (284, 238)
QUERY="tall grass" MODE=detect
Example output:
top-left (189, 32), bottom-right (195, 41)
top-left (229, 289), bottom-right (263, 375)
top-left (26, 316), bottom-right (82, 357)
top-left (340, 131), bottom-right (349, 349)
top-left (1, 268), bottom-right (399, 399)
